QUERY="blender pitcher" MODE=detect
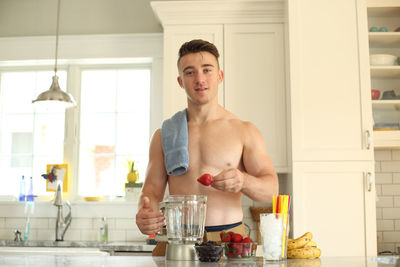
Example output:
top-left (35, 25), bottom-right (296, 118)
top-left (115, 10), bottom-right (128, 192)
top-left (157, 195), bottom-right (207, 260)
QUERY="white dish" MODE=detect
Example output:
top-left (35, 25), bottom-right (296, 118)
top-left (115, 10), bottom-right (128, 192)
top-left (370, 54), bottom-right (398, 66)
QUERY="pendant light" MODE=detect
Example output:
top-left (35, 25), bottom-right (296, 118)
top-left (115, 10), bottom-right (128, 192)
top-left (32, 0), bottom-right (76, 109)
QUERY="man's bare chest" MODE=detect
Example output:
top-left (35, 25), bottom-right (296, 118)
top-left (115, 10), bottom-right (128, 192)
top-left (187, 123), bottom-right (243, 169)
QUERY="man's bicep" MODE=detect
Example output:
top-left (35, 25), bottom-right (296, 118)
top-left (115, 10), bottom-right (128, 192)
top-left (242, 123), bottom-right (275, 178)
top-left (141, 129), bottom-right (168, 207)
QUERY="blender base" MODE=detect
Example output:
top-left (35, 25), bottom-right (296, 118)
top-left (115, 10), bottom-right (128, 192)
top-left (166, 243), bottom-right (198, 261)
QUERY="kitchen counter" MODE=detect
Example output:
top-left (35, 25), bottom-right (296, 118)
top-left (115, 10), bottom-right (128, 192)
top-left (0, 255), bottom-right (396, 267)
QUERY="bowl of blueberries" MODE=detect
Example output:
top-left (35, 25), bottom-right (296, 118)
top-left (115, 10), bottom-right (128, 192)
top-left (194, 241), bottom-right (223, 262)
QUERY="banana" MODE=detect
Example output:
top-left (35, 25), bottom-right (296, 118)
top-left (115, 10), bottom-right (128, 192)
top-left (287, 232), bottom-right (313, 250)
top-left (304, 241), bottom-right (317, 248)
top-left (287, 247), bottom-right (321, 259)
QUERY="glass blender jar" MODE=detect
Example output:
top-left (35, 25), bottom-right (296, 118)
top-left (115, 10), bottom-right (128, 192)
top-left (157, 195), bottom-right (207, 261)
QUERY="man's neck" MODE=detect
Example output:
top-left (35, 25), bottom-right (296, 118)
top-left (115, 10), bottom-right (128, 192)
top-left (186, 102), bottom-right (223, 124)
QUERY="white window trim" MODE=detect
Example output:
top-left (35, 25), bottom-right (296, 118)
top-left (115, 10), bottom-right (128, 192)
top-left (0, 34), bottom-right (163, 205)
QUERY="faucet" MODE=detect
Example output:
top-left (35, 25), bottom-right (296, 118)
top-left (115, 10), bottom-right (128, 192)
top-left (53, 183), bottom-right (72, 241)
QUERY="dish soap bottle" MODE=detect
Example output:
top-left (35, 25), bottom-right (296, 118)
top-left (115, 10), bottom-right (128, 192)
top-left (18, 175), bottom-right (25, 202)
top-left (99, 217), bottom-right (108, 243)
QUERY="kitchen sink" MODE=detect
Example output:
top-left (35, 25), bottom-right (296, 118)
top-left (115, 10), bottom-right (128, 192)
top-left (0, 240), bottom-right (155, 256)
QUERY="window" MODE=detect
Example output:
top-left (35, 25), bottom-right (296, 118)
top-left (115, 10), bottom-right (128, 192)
top-left (78, 68), bottom-right (150, 196)
top-left (0, 70), bottom-right (67, 196)
top-left (0, 66), bottom-right (151, 199)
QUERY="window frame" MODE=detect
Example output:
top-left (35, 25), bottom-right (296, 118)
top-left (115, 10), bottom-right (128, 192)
top-left (0, 34), bottom-right (163, 202)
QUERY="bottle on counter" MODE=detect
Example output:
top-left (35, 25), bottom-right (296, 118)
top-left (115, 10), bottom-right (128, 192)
top-left (99, 217), bottom-right (108, 243)
top-left (18, 175), bottom-right (25, 202)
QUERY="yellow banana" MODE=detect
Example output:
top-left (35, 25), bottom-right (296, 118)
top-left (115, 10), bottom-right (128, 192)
top-left (287, 247), bottom-right (321, 259)
top-left (287, 232), bottom-right (313, 250)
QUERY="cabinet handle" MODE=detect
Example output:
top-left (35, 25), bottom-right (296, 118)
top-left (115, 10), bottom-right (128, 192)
top-left (365, 130), bottom-right (371, 150)
top-left (365, 172), bottom-right (372, 192)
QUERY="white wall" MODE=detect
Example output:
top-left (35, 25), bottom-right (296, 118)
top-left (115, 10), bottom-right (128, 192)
top-left (0, 0), bottom-right (164, 37)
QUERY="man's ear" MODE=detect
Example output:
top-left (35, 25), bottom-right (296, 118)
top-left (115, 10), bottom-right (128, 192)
top-left (177, 76), bottom-right (184, 88)
top-left (218, 70), bottom-right (224, 84)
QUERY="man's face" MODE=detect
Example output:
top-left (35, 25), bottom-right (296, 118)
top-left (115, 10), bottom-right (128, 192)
top-left (177, 52), bottom-right (223, 105)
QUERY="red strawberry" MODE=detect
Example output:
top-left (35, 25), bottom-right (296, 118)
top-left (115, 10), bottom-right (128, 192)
top-left (232, 243), bottom-right (243, 256)
top-left (226, 252), bottom-right (235, 258)
top-left (197, 173), bottom-right (212, 186)
top-left (231, 233), bottom-right (243, 243)
top-left (220, 231), bottom-right (231, 242)
top-left (227, 231), bottom-right (234, 237)
top-left (243, 237), bottom-right (252, 243)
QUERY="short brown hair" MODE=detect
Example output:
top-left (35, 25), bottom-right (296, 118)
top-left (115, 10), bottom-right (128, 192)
top-left (177, 39), bottom-right (220, 68)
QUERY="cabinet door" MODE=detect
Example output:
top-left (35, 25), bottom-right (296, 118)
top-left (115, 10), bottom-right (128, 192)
top-left (292, 161), bottom-right (377, 256)
top-left (288, 0), bottom-right (373, 161)
top-left (162, 25), bottom-right (224, 119)
top-left (224, 24), bottom-right (288, 172)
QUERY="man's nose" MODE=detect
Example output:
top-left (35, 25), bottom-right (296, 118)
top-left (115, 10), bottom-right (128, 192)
top-left (194, 72), bottom-right (206, 84)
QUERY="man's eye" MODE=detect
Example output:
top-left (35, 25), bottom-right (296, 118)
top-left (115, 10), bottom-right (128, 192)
top-left (204, 69), bottom-right (211, 73)
top-left (185, 71), bottom-right (193, 76)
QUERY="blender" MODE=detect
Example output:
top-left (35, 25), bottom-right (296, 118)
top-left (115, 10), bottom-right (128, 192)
top-left (156, 195), bottom-right (207, 261)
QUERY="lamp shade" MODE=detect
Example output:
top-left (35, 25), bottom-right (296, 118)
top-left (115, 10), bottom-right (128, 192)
top-left (32, 75), bottom-right (76, 108)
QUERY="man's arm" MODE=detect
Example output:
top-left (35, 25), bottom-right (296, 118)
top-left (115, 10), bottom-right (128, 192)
top-left (136, 129), bottom-right (168, 235)
top-left (212, 122), bottom-right (278, 203)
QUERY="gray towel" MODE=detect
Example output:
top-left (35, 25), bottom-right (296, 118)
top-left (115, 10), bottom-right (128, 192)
top-left (161, 109), bottom-right (189, 176)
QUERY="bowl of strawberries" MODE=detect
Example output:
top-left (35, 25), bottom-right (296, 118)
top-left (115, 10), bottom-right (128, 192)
top-left (220, 231), bottom-right (257, 261)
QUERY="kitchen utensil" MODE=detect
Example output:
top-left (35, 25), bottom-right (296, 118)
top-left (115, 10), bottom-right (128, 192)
top-left (370, 54), bottom-right (398, 66)
top-left (157, 195), bottom-right (207, 261)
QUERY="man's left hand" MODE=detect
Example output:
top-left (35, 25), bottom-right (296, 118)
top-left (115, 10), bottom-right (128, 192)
top-left (211, 168), bottom-right (245, 193)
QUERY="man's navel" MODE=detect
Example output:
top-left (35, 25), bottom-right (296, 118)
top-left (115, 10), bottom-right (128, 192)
top-left (227, 162), bottom-right (231, 167)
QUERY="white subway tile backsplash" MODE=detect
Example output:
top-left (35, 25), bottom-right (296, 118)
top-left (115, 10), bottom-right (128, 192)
top-left (376, 208), bottom-right (382, 219)
top-left (377, 219), bottom-right (394, 231)
top-left (115, 218), bottom-right (136, 230)
top-left (5, 218), bottom-right (27, 229)
top-left (30, 218), bottom-right (49, 229)
top-left (395, 220), bottom-right (400, 231)
top-left (376, 184), bottom-right (382, 196)
top-left (383, 208), bottom-right (400, 219)
top-left (381, 161), bottom-right (400, 172)
top-left (80, 230), bottom-right (98, 241)
top-left (378, 242), bottom-right (395, 252)
top-left (382, 184), bottom-right (400, 196)
top-left (93, 217), bottom-right (116, 230)
top-left (375, 150), bottom-right (392, 161)
top-left (0, 218), bottom-right (4, 228)
top-left (242, 195), bottom-right (254, 206)
top-left (375, 161), bottom-right (381, 172)
top-left (70, 218), bottom-right (93, 229)
top-left (126, 230), bottom-right (147, 241)
top-left (392, 151), bottom-right (400, 160)
top-left (377, 196), bottom-right (394, 208)
top-left (109, 230), bottom-right (126, 242)
top-left (383, 232), bottom-right (400, 243)
top-left (393, 173), bottom-right (400, 184)
top-left (37, 229), bottom-right (55, 241)
top-left (376, 173), bottom-right (393, 184)
top-left (394, 197), bottom-right (400, 207)
top-left (64, 229), bottom-right (81, 241)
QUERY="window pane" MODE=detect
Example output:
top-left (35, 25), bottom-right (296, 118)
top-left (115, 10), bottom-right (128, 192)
top-left (0, 71), bottom-right (66, 197)
top-left (78, 68), bottom-right (150, 197)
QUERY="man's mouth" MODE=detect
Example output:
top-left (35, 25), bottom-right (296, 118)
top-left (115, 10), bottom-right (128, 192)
top-left (195, 87), bottom-right (208, 92)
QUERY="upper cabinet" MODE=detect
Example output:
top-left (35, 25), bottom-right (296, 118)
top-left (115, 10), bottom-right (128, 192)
top-left (288, 0), bottom-right (374, 161)
top-left (367, 0), bottom-right (400, 148)
top-left (151, 0), bottom-right (289, 172)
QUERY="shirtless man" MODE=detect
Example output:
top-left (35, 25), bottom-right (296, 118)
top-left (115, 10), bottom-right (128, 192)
top-left (136, 39), bottom-right (278, 253)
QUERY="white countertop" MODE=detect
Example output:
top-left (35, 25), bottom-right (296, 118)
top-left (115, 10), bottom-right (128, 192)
top-left (0, 255), bottom-right (396, 267)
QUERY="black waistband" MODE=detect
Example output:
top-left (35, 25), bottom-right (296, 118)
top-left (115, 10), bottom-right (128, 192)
top-left (204, 221), bottom-right (242, 233)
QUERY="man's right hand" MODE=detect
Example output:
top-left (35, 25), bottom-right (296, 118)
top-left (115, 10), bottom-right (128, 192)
top-left (136, 196), bottom-right (165, 235)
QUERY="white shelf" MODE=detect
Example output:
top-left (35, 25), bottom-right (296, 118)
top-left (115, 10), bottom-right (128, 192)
top-left (373, 130), bottom-right (400, 149)
top-left (372, 100), bottom-right (400, 110)
top-left (370, 66), bottom-right (400, 78)
top-left (369, 32), bottom-right (400, 47)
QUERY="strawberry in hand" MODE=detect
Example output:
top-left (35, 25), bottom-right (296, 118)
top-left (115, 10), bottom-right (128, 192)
top-left (197, 173), bottom-right (212, 186)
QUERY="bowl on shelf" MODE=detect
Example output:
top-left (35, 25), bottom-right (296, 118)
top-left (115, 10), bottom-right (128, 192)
top-left (370, 54), bottom-right (398, 66)
top-left (223, 242), bottom-right (257, 261)
top-left (371, 89), bottom-right (380, 100)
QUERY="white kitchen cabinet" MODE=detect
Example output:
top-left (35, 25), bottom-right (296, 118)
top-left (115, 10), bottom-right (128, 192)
top-left (151, 1), bottom-right (289, 172)
top-left (288, 0), bottom-right (374, 161)
top-left (367, 0), bottom-right (400, 149)
top-left (224, 24), bottom-right (288, 172)
top-left (287, 0), bottom-right (377, 256)
top-left (292, 161), bottom-right (377, 257)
